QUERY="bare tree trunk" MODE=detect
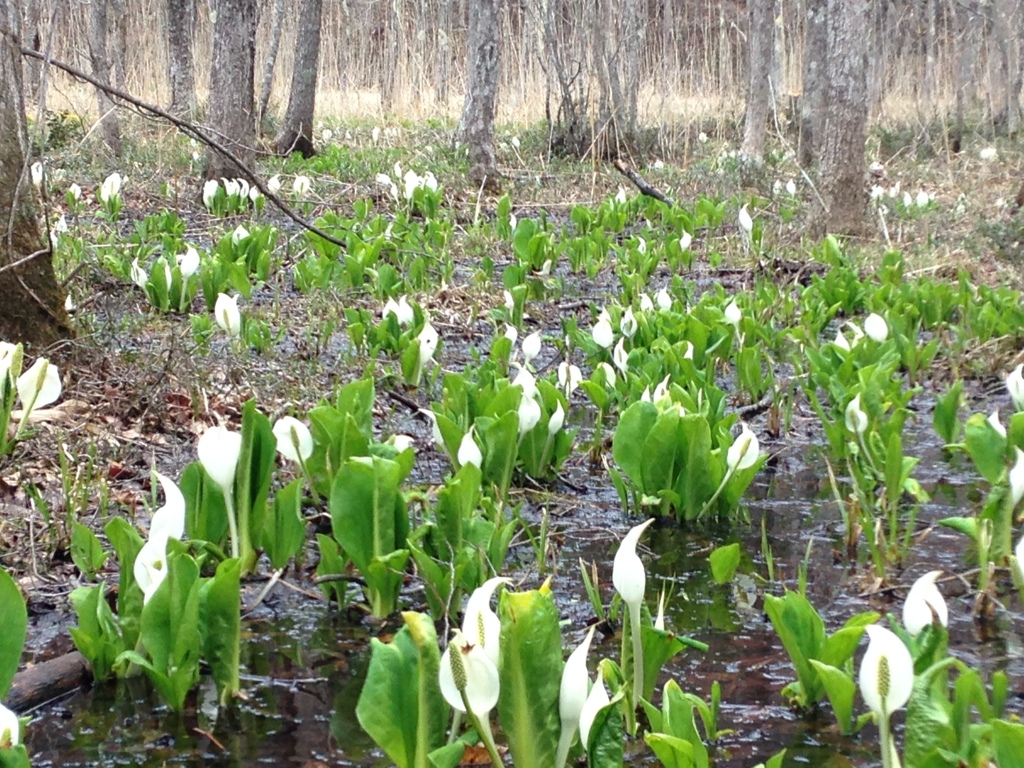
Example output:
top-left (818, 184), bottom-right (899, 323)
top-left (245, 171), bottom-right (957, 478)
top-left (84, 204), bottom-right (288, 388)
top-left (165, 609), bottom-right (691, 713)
top-left (0, 0), bottom-right (71, 348)
top-left (923, 0), bottom-right (936, 111)
top-left (995, 0), bottom-right (1019, 134)
top-left (953, 0), bottom-right (978, 152)
top-left (21, 0), bottom-right (42, 94)
top-left (87, 0), bottom-right (121, 155)
top-left (167, 0), bottom-right (197, 117)
top-left (204, 0), bottom-right (257, 180)
top-left (457, 0), bottom-right (500, 189)
top-left (257, 0), bottom-right (286, 126)
top-left (435, 0), bottom-right (452, 105)
top-left (799, 0), bottom-right (828, 166)
top-left (108, 0), bottom-right (127, 89)
top-left (740, 0), bottom-right (774, 161)
top-left (816, 0), bottom-right (869, 236)
top-left (275, 0), bottom-right (323, 158)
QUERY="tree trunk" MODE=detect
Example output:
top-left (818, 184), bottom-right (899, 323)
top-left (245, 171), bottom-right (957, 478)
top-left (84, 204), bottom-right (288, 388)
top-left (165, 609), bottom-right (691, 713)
top-left (435, 0), bottom-right (452, 105)
top-left (274, 0), bottom-right (323, 158)
top-left (995, 0), bottom-right (1019, 134)
top-left (87, 0), bottom-right (121, 156)
top-left (799, 0), bottom-right (828, 166)
top-left (457, 0), bottom-right (500, 190)
top-left (166, 0), bottom-right (197, 117)
top-left (953, 0), bottom-right (978, 152)
top-left (204, 0), bottom-right (257, 180)
top-left (740, 0), bottom-right (775, 161)
top-left (0, 0), bottom-right (72, 348)
top-left (816, 0), bottom-right (869, 236)
top-left (256, 0), bottom-right (286, 127)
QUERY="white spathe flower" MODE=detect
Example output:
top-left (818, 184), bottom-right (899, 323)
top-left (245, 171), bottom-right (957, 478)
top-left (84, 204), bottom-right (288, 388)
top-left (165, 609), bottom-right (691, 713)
top-left (222, 178), bottom-right (240, 198)
top-left (150, 471), bottom-right (186, 541)
top-left (292, 175), bottom-right (311, 196)
top-left (375, 172), bottom-right (399, 200)
top-left (390, 434), bottom-right (415, 452)
top-left (418, 320), bottom-right (439, 367)
top-left (786, 179), bottom-right (797, 195)
top-left (620, 308), bottom-right (637, 339)
top-left (592, 317), bottom-right (614, 349)
top-left (503, 290), bottom-right (515, 313)
top-left (134, 531), bottom-right (172, 604)
top-left (267, 175), bottom-right (282, 195)
top-left (845, 394), bottom-right (868, 435)
top-left (214, 293), bottom-right (242, 337)
top-left (197, 425), bottom-right (242, 492)
top-left (639, 293), bottom-right (654, 312)
top-left (68, 182), bottom-right (82, 201)
top-left (130, 258), bottom-right (148, 289)
top-left (439, 629), bottom-right (501, 716)
top-left (614, 187), bottom-right (627, 204)
top-left (511, 136), bottom-right (521, 149)
top-left (322, 128), bottom-right (333, 143)
top-left (833, 329), bottom-right (852, 352)
top-left (724, 300), bottom-right (742, 329)
top-left (30, 161), bottom-right (43, 188)
top-left (457, 428), bottom-right (482, 469)
top-left (371, 126), bottom-right (381, 144)
top-left (558, 361), bottom-right (583, 397)
top-left (177, 246), bottom-right (200, 279)
top-left (99, 172), bottom-right (122, 203)
top-left (614, 518), bottom-right (653, 612)
top-left (512, 365), bottom-right (538, 401)
top-left (0, 701), bottom-right (19, 747)
top-left (1016, 533), bottom-right (1024, 579)
top-left (462, 577), bottom-right (509, 667)
top-left (636, 237), bottom-right (647, 255)
top-left (864, 313), bottom-right (888, 343)
top-left (1007, 364), bottom-right (1024, 411)
top-left (419, 408), bottom-right (444, 447)
top-left (518, 392), bottom-right (542, 439)
top-left (383, 295), bottom-right (414, 327)
top-left (988, 410), bottom-right (1007, 438)
top-left (727, 424), bottom-right (760, 471)
top-left (652, 375), bottom-right (672, 405)
top-left (656, 287), bottom-right (672, 311)
top-left (679, 231), bottom-right (693, 251)
top-left (612, 337), bottom-right (629, 375)
top-left (423, 171), bottom-right (439, 192)
top-left (980, 147), bottom-right (998, 161)
top-left (654, 590), bottom-right (667, 631)
top-left (578, 675), bottom-right (610, 749)
top-left (916, 190), bottom-right (930, 208)
top-left (522, 331), bottom-right (542, 367)
top-left (0, 343), bottom-right (19, 381)
top-left (17, 357), bottom-right (61, 418)
top-left (231, 224), bottom-right (249, 245)
top-left (548, 401), bottom-right (566, 436)
top-left (858, 625), bottom-right (914, 718)
top-left (902, 570), bottom-right (948, 637)
top-left (273, 416), bottom-right (314, 463)
top-left (556, 625), bottom-right (596, 768)
top-left (596, 362), bottom-right (617, 390)
top-left (504, 324), bottom-right (518, 345)
top-left (249, 186), bottom-right (263, 204)
top-left (403, 169), bottom-right (422, 200)
top-left (738, 204), bottom-right (753, 237)
top-left (1011, 447), bottom-right (1024, 508)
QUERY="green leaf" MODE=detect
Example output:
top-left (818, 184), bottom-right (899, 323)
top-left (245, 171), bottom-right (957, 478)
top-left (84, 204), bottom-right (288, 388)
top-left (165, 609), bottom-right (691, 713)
top-left (613, 401), bottom-right (659, 487)
top-left (640, 408), bottom-right (681, 499)
top-left (645, 733), bottom-right (695, 768)
top-left (0, 746), bottom-right (31, 768)
top-left (262, 479), bottom-right (306, 570)
top-left (808, 660), bottom-right (858, 734)
top-left (992, 720), bottom-right (1024, 768)
top-left (234, 400), bottom-right (277, 574)
top-left (586, 696), bottom-right (624, 768)
top-left (763, 591), bottom-right (826, 707)
top-left (641, 626), bottom-right (707, 703)
top-left (937, 516), bottom-right (978, 541)
top-left (498, 586), bottom-right (563, 768)
top-left (70, 522), bottom-right (107, 578)
top-left (356, 612), bottom-right (447, 768)
top-left (709, 543), bottom-right (741, 584)
top-left (199, 557), bottom-right (241, 705)
top-left (180, 461), bottom-right (229, 548)
top-left (932, 380), bottom-right (963, 444)
top-left (0, 568), bottom-right (26, 698)
top-left (331, 456), bottom-right (404, 571)
top-left (68, 585), bottom-right (123, 681)
top-left (964, 413), bottom-right (1008, 485)
top-left (104, 517), bottom-right (144, 650)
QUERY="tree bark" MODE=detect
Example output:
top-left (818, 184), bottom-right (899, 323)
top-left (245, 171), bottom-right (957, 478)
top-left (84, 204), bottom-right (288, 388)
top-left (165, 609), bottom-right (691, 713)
top-left (953, 0), bottom-right (978, 152)
top-left (740, 0), bottom-right (775, 161)
top-left (256, 0), bottom-right (286, 127)
top-left (0, 0), bottom-right (72, 348)
top-left (87, 0), bottom-right (121, 156)
top-left (274, 0), bottom-right (323, 158)
top-left (166, 0), bottom-right (197, 117)
top-left (816, 0), bottom-right (869, 236)
top-left (457, 0), bottom-right (500, 190)
top-left (994, 0), bottom-right (1019, 134)
top-left (204, 0), bottom-right (257, 180)
top-left (799, 0), bottom-right (828, 166)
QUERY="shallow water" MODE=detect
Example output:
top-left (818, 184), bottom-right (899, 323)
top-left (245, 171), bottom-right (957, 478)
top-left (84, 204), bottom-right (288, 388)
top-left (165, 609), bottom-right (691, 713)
top-left (21, 415), bottom-right (1024, 767)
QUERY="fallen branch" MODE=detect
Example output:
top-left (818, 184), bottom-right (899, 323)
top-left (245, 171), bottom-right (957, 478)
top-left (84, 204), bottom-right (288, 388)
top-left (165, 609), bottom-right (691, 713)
top-left (612, 159), bottom-right (676, 207)
top-left (8, 651), bottom-right (90, 713)
top-left (5, 34), bottom-right (346, 249)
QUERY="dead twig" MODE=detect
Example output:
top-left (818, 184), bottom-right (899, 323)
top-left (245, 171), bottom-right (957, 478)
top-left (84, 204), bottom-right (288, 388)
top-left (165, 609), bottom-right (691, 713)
top-left (612, 159), bottom-right (676, 207)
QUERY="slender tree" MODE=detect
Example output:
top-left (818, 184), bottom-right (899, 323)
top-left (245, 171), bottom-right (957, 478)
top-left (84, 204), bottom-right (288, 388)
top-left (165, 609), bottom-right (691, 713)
top-left (740, 0), bottom-right (775, 161)
top-left (457, 0), bottom-right (500, 189)
top-left (816, 0), bottom-right (870, 235)
top-left (204, 0), bottom-right (257, 180)
top-left (87, 0), bottom-right (122, 155)
top-left (799, 0), bottom-right (828, 166)
top-left (0, 0), bottom-right (71, 347)
top-left (275, 0), bottom-right (323, 158)
top-left (166, 0), bottom-right (196, 116)
top-left (256, 0), bottom-right (286, 126)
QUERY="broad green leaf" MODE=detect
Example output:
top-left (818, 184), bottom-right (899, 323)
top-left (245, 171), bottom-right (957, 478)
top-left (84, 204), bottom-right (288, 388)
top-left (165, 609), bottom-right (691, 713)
top-left (331, 456), bottom-right (404, 571)
top-left (199, 557), bottom-right (241, 704)
top-left (70, 522), bottom-right (107, 578)
top-left (641, 627), bottom-right (707, 703)
top-left (613, 401), bottom-right (659, 487)
top-left (235, 400), bottom-right (277, 573)
top-left (262, 479), bottom-right (306, 569)
top-left (763, 591), bottom-right (826, 707)
top-left (104, 517), bottom-right (144, 649)
top-left (640, 409), bottom-right (681, 499)
top-left (904, 658), bottom-right (958, 764)
top-left (0, 745), bottom-right (31, 768)
top-left (709, 543), bottom-right (741, 584)
top-left (808, 660), bottom-right (858, 734)
top-left (586, 697), bottom-right (624, 768)
top-left (68, 585), bottom-right (123, 681)
top-left (992, 720), bottom-right (1024, 768)
top-left (356, 612), bottom-right (446, 768)
top-left (0, 568), bottom-right (26, 698)
top-left (498, 586), bottom-right (562, 768)
top-left (964, 413), bottom-right (1007, 484)
top-left (645, 734), bottom-right (695, 768)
